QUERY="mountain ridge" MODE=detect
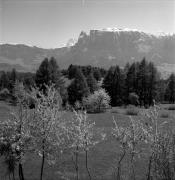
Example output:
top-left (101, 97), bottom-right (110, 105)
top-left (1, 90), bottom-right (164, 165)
top-left (0, 29), bottom-right (175, 78)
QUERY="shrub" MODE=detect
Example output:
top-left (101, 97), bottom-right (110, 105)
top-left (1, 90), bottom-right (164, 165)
top-left (83, 88), bottom-right (110, 113)
top-left (128, 92), bottom-right (139, 106)
top-left (74, 100), bottom-right (81, 110)
top-left (167, 105), bottom-right (175, 110)
top-left (65, 102), bottom-right (71, 111)
top-left (111, 109), bottom-right (120, 114)
top-left (126, 105), bottom-right (138, 116)
top-left (0, 88), bottom-right (10, 100)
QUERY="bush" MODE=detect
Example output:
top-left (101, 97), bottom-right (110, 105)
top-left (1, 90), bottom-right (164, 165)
top-left (128, 92), bottom-right (139, 106)
top-left (111, 109), bottom-right (120, 114)
top-left (83, 88), bottom-right (110, 113)
top-left (167, 105), bottom-right (175, 110)
top-left (0, 88), bottom-right (10, 100)
top-left (160, 112), bottom-right (169, 118)
top-left (126, 105), bottom-right (138, 116)
top-left (74, 100), bottom-right (82, 110)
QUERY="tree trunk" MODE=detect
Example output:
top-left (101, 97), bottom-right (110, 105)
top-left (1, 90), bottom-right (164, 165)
top-left (130, 159), bottom-right (136, 180)
top-left (9, 174), bottom-right (11, 180)
top-left (40, 141), bottom-right (45, 180)
top-left (147, 155), bottom-right (152, 180)
top-left (18, 164), bottom-right (21, 180)
top-left (18, 163), bottom-right (24, 180)
top-left (117, 150), bottom-right (126, 180)
top-left (130, 150), bottom-right (136, 180)
top-left (20, 163), bottom-right (24, 180)
top-left (85, 149), bottom-right (92, 180)
top-left (75, 146), bottom-right (79, 180)
top-left (18, 104), bottom-right (25, 180)
top-left (12, 171), bottom-right (15, 180)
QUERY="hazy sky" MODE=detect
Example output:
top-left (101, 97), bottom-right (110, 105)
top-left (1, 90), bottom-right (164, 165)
top-left (0, 0), bottom-right (175, 48)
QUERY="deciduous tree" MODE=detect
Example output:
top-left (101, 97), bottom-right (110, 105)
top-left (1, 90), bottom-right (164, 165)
top-left (29, 85), bottom-right (65, 180)
top-left (83, 88), bottom-right (110, 113)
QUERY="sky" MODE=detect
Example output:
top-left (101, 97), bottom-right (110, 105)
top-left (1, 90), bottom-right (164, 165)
top-left (0, 0), bottom-right (175, 48)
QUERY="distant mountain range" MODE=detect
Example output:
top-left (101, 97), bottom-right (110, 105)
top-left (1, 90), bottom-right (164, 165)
top-left (0, 28), bottom-right (175, 78)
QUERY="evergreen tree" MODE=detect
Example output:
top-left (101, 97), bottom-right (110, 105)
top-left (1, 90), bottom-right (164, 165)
top-left (124, 62), bottom-right (130, 74)
top-left (103, 66), bottom-right (115, 105)
top-left (36, 57), bottom-right (63, 89)
top-left (125, 62), bottom-right (138, 102)
top-left (49, 57), bottom-right (60, 83)
top-left (137, 58), bottom-right (149, 106)
top-left (10, 68), bottom-right (17, 83)
top-left (48, 57), bottom-right (65, 88)
top-left (68, 68), bottom-right (90, 105)
top-left (165, 73), bottom-right (175, 103)
top-left (86, 73), bottom-right (98, 93)
top-left (103, 66), bottom-right (124, 106)
top-left (99, 68), bottom-right (107, 78)
top-left (23, 73), bottom-right (35, 90)
top-left (9, 68), bottom-right (17, 93)
top-left (35, 57), bottom-right (67, 104)
top-left (0, 71), bottom-right (10, 90)
top-left (157, 79), bottom-right (166, 103)
top-left (35, 58), bottom-right (50, 89)
top-left (93, 69), bottom-right (102, 81)
top-left (81, 65), bottom-right (92, 77)
top-left (147, 62), bottom-right (159, 105)
top-left (68, 64), bottom-right (78, 79)
top-left (49, 57), bottom-right (67, 104)
top-left (112, 66), bottom-right (125, 105)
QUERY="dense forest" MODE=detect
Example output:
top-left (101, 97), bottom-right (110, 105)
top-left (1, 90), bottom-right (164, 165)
top-left (0, 57), bottom-right (175, 108)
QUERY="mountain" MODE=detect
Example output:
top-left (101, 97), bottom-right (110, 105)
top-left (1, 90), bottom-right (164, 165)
top-left (0, 28), bottom-right (175, 75)
top-left (65, 29), bottom-right (175, 67)
top-left (0, 44), bottom-right (69, 72)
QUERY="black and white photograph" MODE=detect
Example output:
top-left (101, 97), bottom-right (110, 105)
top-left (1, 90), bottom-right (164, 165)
top-left (0, 0), bottom-right (175, 179)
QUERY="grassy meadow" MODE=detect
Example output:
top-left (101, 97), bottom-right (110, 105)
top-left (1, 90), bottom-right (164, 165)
top-left (0, 101), bottom-right (175, 180)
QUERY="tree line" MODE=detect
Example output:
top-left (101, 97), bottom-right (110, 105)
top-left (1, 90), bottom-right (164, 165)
top-left (0, 57), bottom-right (175, 108)
top-left (103, 58), bottom-right (175, 106)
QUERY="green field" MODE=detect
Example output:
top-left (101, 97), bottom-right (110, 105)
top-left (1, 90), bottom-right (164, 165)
top-left (0, 101), bottom-right (175, 180)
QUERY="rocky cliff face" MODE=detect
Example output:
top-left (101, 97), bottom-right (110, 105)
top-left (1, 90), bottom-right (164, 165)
top-left (68, 29), bottom-right (175, 67)
top-left (0, 29), bottom-right (175, 74)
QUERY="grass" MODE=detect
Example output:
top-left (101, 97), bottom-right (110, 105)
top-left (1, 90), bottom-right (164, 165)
top-left (0, 101), bottom-right (14, 122)
top-left (0, 101), bottom-right (174, 180)
top-left (125, 105), bottom-right (139, 116)
top-left (160, 111), bottom-right (169, 118)
top-left (162, 104), bottom-right (175, 110)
